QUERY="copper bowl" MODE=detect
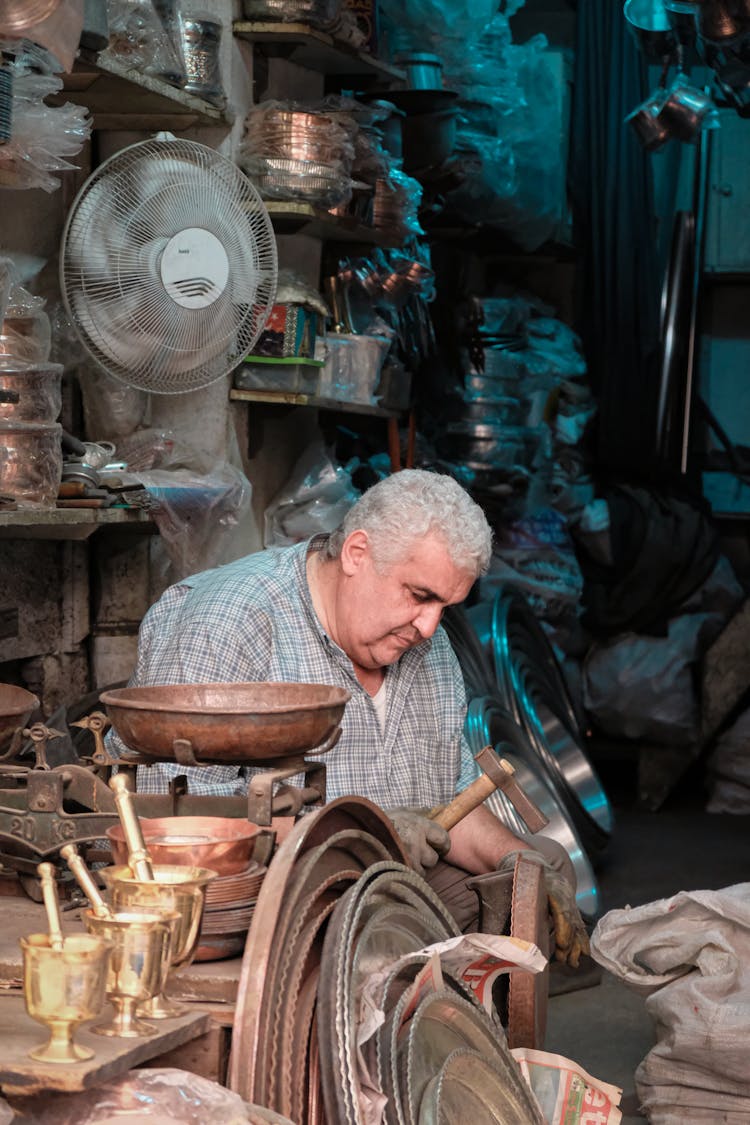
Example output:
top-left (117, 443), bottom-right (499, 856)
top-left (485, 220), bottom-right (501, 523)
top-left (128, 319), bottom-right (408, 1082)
top-left (0, 683), bottom-right (39, 751)
top-left (106, 816), bottom-right (263, 876)
top-left (99, 681), bottom-right (351, 764)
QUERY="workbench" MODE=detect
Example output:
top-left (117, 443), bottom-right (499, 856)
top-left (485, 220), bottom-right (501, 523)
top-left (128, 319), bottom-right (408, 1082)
top-left (0, 898), bottom-right (242, 1098)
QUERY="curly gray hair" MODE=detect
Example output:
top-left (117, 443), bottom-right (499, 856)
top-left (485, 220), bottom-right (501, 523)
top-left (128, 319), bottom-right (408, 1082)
top-left (322, 470), bottom-right (492, 576)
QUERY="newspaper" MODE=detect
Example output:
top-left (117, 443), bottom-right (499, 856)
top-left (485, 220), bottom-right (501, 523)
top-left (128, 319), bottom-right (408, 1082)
top-left (511, 1047), bottom-right (623, 1125)
top-left (354, 935), bottom-right (547, 1125)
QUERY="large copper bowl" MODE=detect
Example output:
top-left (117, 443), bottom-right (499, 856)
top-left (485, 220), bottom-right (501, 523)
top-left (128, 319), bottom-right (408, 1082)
top-left (0, 683), bottom-right (39, 751)
top-left (106, 816), bottom-right (262, 875)
top-left (99, 681), bottom-right (350, 764)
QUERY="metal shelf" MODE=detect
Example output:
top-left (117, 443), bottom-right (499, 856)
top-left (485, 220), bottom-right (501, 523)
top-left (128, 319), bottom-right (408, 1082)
top-left (233, 21), bottom-right (404, 85)
top-left (264, 200), bottom-right (401, 246)
top-left (0, 508), bottom-right (155, 541)
top-left (230, 387), bottom-right (399, 417)
top-left (53, 50), bottom-right (230, 131)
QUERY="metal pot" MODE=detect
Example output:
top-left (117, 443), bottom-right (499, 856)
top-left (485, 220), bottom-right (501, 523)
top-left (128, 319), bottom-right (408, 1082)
top-left (393, 51), bottom-right (443, 91)
top-left (0, 0), bottom-right (60, 33)
top-left (0, 420), bottom-right (62, 507)
top-left (402, 107), bottom-right (458, 173)
top-left (178, 14), bottom-right (223, 104)
top-left (698, 0), bottom-right (746, 39)
top-left (0, 362), bottom-right (62, 423)
top-left (625, 0), bottom-right (680, 56)
top-left (657, 78), bottom-right (717, 140)
top-left (626, 87), bottom-right (671, 150)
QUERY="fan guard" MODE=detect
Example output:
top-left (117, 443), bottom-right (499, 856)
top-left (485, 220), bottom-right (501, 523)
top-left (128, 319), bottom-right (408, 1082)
top-left (60, 135), bottom-right (278, 394)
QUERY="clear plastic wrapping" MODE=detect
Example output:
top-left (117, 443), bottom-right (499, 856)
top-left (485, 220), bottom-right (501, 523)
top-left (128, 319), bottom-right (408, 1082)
top-left (77, 362), bottom-right (149, 441)
top-left (242, 0), bottom-right (342, 32)
top-left (378, 0), bottom-right (497, 59)
top-left (132, 463), bottom-right (254, 581)
top-left (0, 256), bottom-right (51, 362)
top-left (0, 419), bottom-right (61, 507)
top-left (0, 360), bottom-right (62, 423)
top-left (240, 100), bottom-right (356, 207)
top-left (103, 0), bottom-right (187, 84)
top-left (5, 1067), bottom-right (295, 1124)
top-left (0, 41), bottom-right (91, 192)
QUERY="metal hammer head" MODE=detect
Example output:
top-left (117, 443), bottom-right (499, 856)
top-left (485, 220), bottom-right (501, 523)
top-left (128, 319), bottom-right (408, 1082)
top-left (474, 745), bottom-right (513, 787)
top-left (474, 744), bottom-right (548, 834)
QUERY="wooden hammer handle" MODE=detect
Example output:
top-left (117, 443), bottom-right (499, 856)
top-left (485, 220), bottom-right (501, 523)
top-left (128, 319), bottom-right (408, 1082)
top-left (430, 774), bottom-right (498, 830)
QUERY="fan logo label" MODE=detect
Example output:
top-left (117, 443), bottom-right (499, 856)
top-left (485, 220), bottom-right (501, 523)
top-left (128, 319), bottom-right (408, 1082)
top-left (160, 227), bottom-right (229, 309)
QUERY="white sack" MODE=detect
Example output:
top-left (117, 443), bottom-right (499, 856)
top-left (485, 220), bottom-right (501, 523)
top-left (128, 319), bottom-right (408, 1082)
top-left (590, 884), bottom-right (750, 1122)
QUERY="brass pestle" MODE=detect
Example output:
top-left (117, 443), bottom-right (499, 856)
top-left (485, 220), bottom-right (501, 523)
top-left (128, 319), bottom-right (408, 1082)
top-left (60, 844), bottom-right (112, 919)
top-left (109, 773), bottom-right (154, 880)
top-left (37, 863), bottom-right (65, 950)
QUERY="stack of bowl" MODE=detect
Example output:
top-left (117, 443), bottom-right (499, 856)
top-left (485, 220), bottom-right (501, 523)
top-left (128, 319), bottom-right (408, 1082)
top-left (106, 816), bottom-right (267, 962)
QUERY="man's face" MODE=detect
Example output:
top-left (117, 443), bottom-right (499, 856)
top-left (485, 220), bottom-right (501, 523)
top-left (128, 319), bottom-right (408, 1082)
top-left (333, 530), bottom-right (475, 671)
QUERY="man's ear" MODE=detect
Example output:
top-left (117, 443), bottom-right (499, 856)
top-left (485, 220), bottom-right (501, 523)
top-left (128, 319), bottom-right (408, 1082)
top-left (340, 529), bottom-right (370, 576)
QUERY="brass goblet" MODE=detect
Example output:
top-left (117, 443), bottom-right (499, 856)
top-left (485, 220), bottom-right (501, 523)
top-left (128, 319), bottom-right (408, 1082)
top-left (83, 910), bottom-right (173, 1038)
top-left (21, 933), bottom-right (112, 1063)
top-left (101, 864), bottom-right (216, 1019)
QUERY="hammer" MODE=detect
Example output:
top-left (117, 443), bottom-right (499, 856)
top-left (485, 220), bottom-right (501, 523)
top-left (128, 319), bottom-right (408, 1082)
top-left (429, 745), bottom-right (549, 833)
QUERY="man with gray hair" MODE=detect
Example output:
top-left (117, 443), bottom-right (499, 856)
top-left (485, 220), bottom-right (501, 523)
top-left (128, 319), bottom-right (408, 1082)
top-left (108, 469), bottom-right (587, 966)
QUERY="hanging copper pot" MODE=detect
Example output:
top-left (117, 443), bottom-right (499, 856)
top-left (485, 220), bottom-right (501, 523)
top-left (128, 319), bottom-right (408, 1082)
top-left (0, 1), bottom-right (61, 34)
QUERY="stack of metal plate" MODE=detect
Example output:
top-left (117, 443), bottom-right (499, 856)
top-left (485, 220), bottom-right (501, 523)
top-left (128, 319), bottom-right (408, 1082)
top-left (318, 864), bottom-right (543, 1124)
top-left (194, 860), bottom-right (267, 961)
top-left (228, 797), bottom-right (408, 1121)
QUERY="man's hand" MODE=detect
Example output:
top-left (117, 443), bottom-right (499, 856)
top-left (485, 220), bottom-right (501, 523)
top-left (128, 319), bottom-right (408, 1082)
top-left (385, 808), bottom-right (451, 876)
top-left (497, 848), bottom-right (590, 968)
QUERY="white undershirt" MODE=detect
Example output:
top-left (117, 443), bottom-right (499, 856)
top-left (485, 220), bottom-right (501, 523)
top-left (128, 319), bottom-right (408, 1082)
top-left (371, 678), bottom-right (388, 734)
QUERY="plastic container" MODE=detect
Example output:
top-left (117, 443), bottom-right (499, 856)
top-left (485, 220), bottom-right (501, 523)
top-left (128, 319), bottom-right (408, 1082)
top-left (233, 357), bottom-right (323, 394)
top-left (0, 420), bottom-right (62, 507)
top-left (317, 334), bottom-right (390, 404)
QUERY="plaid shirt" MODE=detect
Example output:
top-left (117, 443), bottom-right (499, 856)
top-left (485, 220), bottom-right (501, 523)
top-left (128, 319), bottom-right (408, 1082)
top-left (107, 537), bottom-right (475, 805)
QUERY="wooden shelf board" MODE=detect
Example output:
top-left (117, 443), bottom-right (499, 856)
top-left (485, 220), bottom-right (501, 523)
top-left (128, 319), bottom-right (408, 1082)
top-left (264, 200), bottom-right (401, 246)
top-left (233, 21), bottom-right (404, 84)
top-left (0, 508), bottom-right (154, 541)
top-left (53, 50), bottom-right (230, 131)
top-left (230, 387), bottom-right (399, 417)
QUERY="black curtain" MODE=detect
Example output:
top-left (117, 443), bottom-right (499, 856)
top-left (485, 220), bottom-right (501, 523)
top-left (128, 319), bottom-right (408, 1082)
top-left (569, 1), bottom-right (662, 477)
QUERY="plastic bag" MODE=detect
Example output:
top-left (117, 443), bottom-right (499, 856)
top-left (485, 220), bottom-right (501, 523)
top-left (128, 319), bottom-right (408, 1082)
top-left (5, 1067), bottom-right (294, 1124)
top-left (378, 0), bottom-right (498, 59)
top-left (582, 612), bottom-right (720, 746)
top-left (76, 362), bottom-right (149, 440)
top-left (0, 41), bottom-right (91, 192)
top-left (0, 256), bottom-right (51, 362)
top-left (133, 463), bottom-right (254, 580)
top-left (264, 439), bottom-right (360, 547)
top-left (103, 0), bottom-right (186, 84)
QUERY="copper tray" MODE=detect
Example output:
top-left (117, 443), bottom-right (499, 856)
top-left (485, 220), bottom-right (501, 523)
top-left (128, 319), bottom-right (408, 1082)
top-left (0, 683), bottom-right (38, 752)
top-left (100, 681), bottom-right (351, 764)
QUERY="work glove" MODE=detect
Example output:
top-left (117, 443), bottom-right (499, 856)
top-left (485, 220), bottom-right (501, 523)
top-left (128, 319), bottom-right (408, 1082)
top-left (384, 807), bottom-right (451, 876)
top-left (496, 848), bottom-right (590, 969)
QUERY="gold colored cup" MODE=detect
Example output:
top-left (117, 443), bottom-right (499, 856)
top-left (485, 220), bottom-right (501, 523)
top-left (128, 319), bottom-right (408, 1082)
top-left (101, 864), bottom-right (217, 1019)
top-left (83, 910), bottom-right (172, 1038)
top-left (21, 933), bottom-right (112, 1063)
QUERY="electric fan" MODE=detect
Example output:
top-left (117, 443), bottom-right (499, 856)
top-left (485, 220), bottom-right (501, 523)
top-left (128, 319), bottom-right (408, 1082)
top-left (60, 134), bottom-right (278, 394)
